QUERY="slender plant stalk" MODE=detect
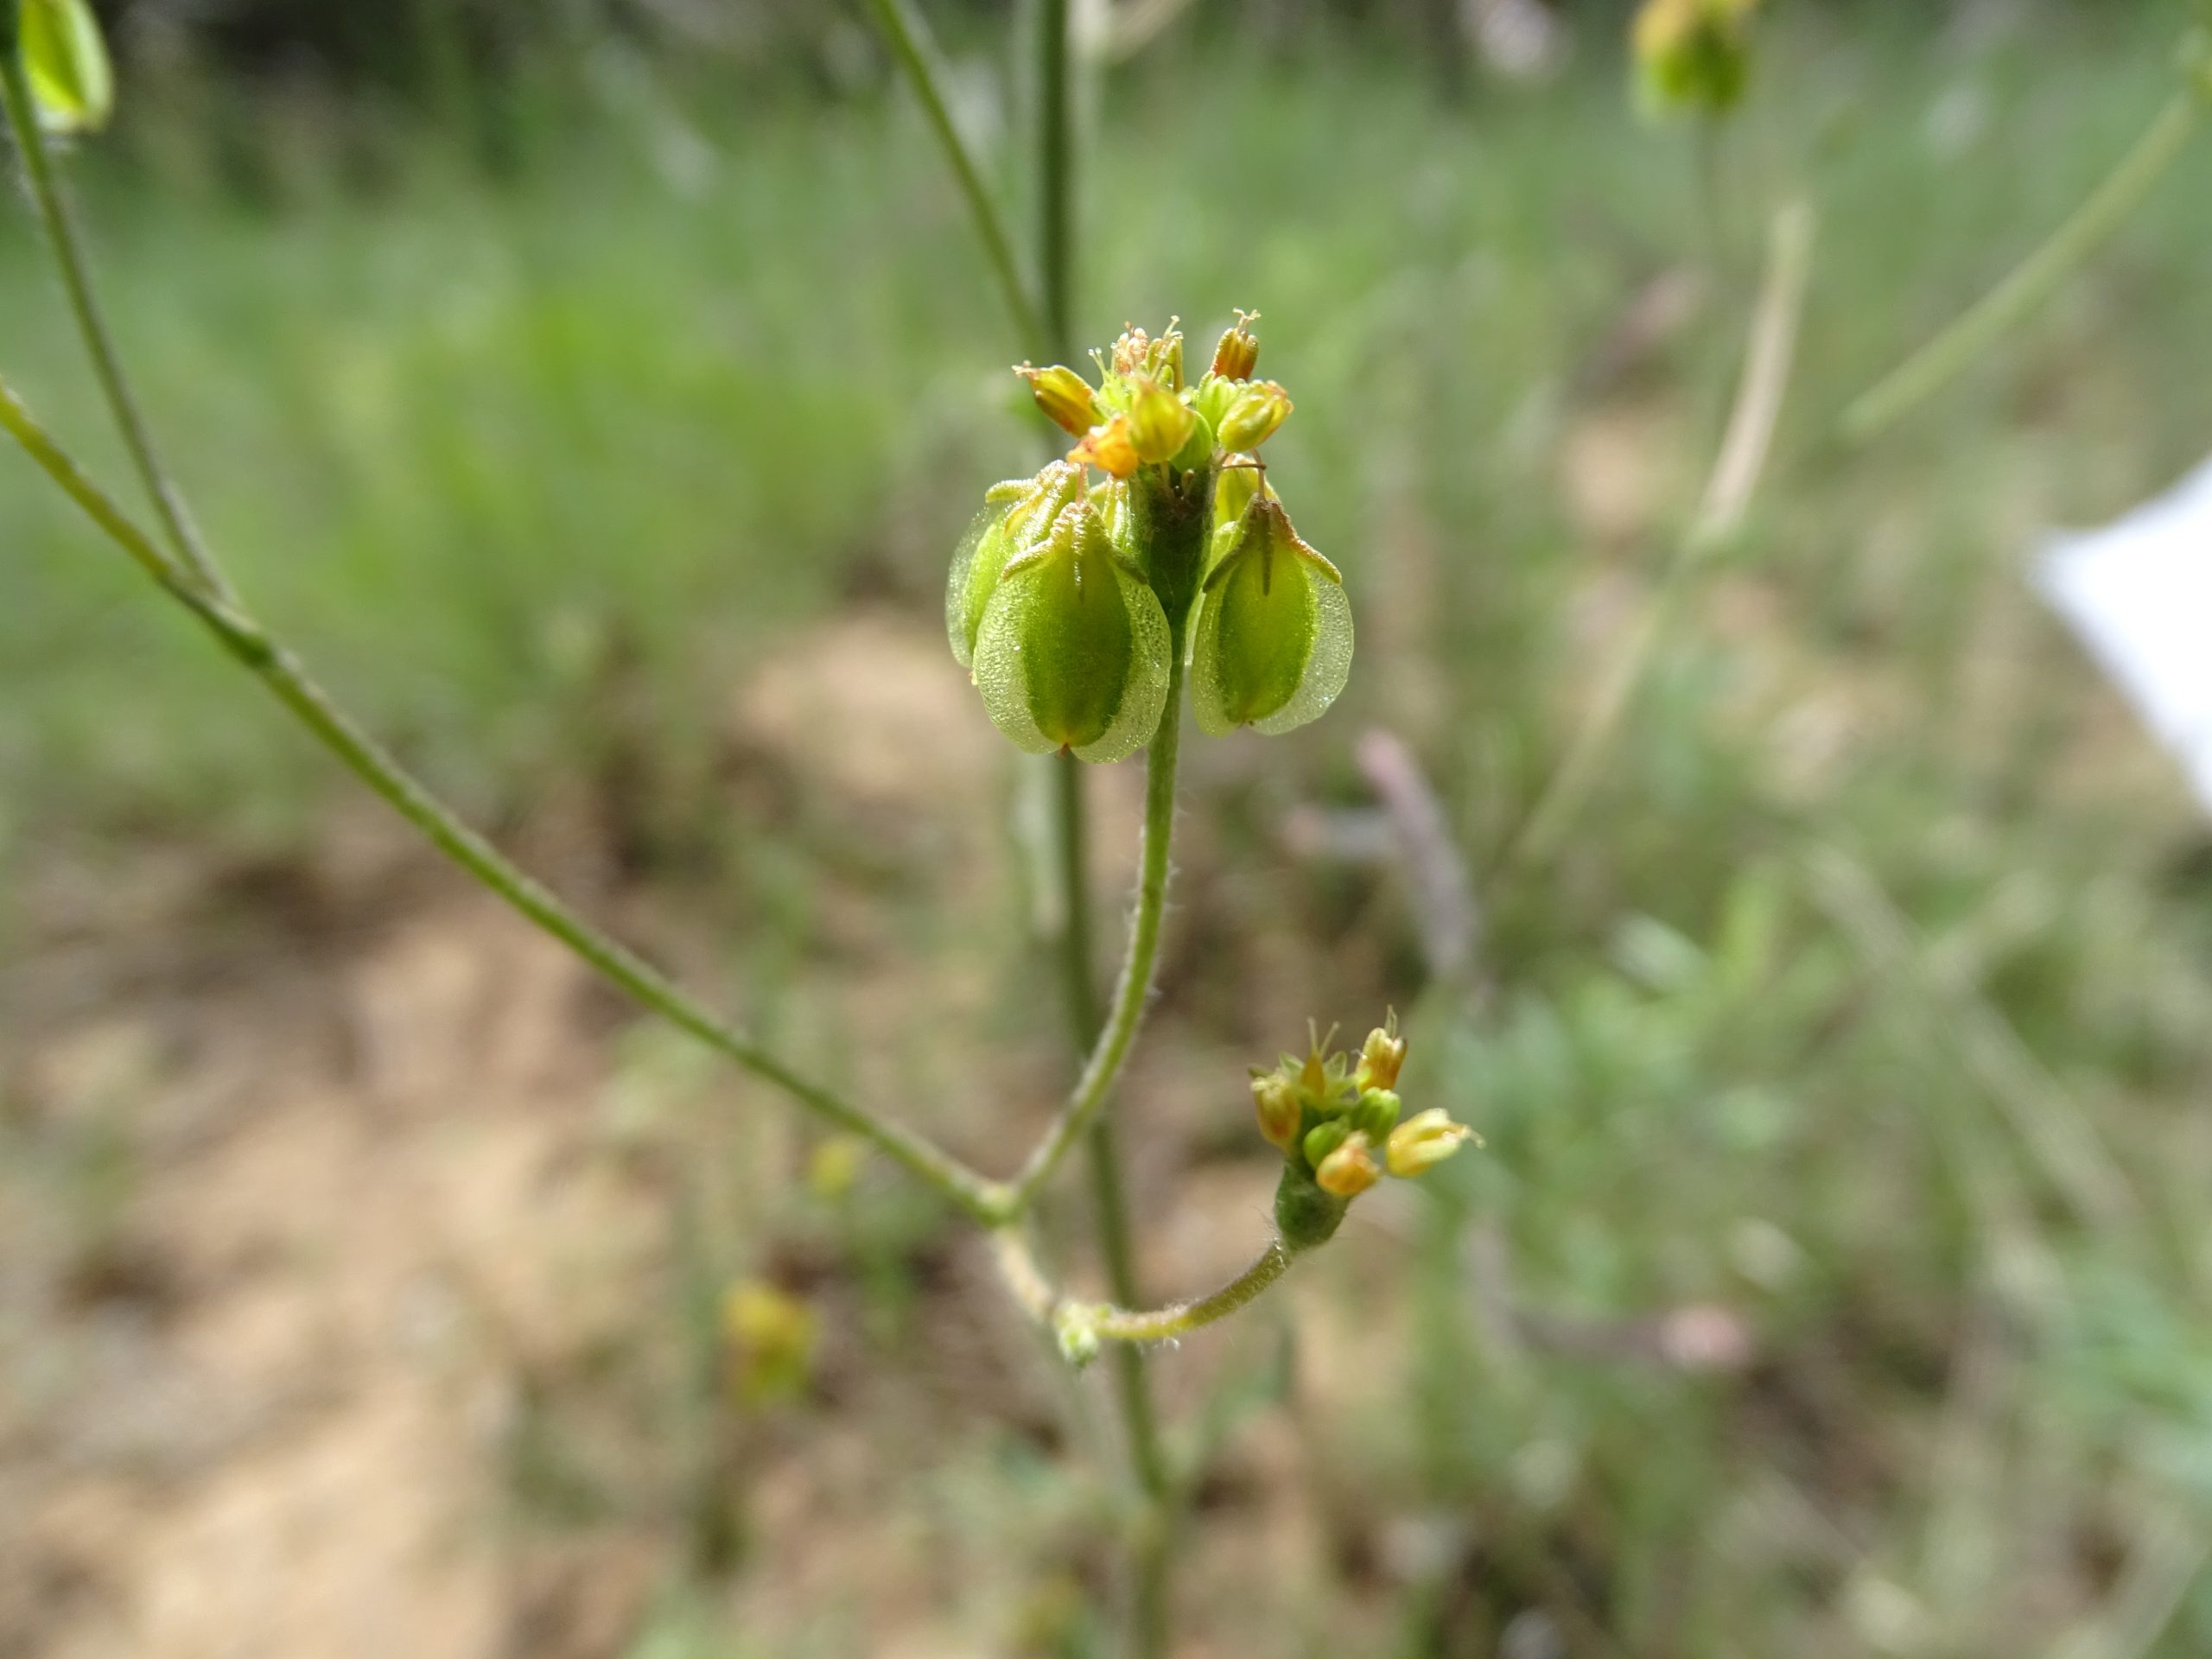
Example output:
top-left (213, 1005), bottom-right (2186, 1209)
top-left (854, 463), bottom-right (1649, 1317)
top-left (860, 0), bottom-right (1049, 359)
top-left (1495, 201), bottom-right (1814, 883)
top-left (0, 54), bottom-right (228, 600)
top-left (1842, 86), bottom-right (2204, 444)
top-left (994, 1230), bottom-right (1296, 1344)
top-left (0, 377), bottom-right (1014, 1224)
top-left (1008, 645), bottom-right (1185, 1208)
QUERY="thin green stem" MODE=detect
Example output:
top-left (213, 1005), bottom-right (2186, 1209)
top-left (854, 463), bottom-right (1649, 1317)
top-left (0, 52), bottom-right (230, 600)
top-left (1842, 87), bottom-right (2204, 445)
top-left (0, 378), bottom-right (1011, 1225)
top-left (1494, 202), bottom-right (1813, 883)
top-left (861, 0), bottom-right (1050, 361)
top-left (994, 1230), bottom-right (1297, 1345)
top-left (1007, 641), bottom-right (1185, 1210)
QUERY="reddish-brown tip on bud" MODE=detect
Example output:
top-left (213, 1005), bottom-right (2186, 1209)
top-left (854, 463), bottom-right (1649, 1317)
top-left (1211, 310), bottom-right (1260, 381)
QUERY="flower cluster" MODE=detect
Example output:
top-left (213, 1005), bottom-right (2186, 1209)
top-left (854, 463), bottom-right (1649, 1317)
top-left (1632, 0), bottom-right (1762, 118)
top-left (946, 315), bottom-right (1352, 761)
top-left (1253, 1014), bottom-right (1477, 1251)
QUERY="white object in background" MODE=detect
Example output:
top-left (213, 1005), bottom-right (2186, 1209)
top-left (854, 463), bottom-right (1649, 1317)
top-left (2037, 454), bottom-right (2212, 816)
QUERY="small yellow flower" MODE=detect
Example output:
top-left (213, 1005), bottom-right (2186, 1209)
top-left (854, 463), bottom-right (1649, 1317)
top-left (1354, 1012), bottom-right (1406, 1093)
top-left (1385, 1109), bottom-right (1477, 1179)
top-left (1017, 363), bottom-right (1101, 436)
top-left (1217, 381), bottom-right (1294, 452)
top-left (1211, 310), bottom-right (1261, 381)
top-left (1315, 1131), bottom-right (1380, 1198)
top-left (1125, 377), bottom-right (1197, 464)
top-left (1070, 414), bottom-right (1141, 480)
top-left (1252, 1071), bottom-right (1301, 1151)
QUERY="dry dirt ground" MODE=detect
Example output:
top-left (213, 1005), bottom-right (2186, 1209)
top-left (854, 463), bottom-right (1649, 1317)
top-left (1, 614), bottom-right (1402, 1659)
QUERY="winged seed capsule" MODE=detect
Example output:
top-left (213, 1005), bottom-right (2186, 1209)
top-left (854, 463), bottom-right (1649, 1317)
top-left (944, 462), bottom-right (1084, 670)
top-left (1191, 494), bottom-right (1353, 737)
top-left (971, 497), bottom-right (1170, 764)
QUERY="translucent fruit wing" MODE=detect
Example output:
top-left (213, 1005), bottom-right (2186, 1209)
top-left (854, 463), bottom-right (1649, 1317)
top-left (944, 501), bottom-right (1013, 670)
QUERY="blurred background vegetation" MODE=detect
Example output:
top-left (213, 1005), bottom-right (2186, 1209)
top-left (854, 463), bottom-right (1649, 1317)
top-left (6, 2), bottom-right (2212, 1656)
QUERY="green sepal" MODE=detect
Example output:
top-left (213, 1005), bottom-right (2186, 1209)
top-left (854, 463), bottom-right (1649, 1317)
top-left (1274, 1160), bottom-right (1350, 1252)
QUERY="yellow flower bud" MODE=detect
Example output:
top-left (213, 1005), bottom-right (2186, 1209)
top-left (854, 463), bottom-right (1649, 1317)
top-left (1252, 1071), bottom-right (1301, 1151)
top-left (1354, 1013), bottom-right (1406, 1093)
top-left (1385, 1109), bottom-right (1477, 1179)
top-left (1070, 414), bottom-right (1141, 480)
top-left (1125, 377), bottom-right (1197, 465)
top-left (1314, 1131), bottom-right (1380, 1198)
top-left (1017, 363), bottom-right (1102, 436)
top-left (722, 1280), bottom-right (818, 1405)
top-left (1217, 380), bottom-right (1294, 452)
top-left (1211, 310), bottom-right (1260, 381)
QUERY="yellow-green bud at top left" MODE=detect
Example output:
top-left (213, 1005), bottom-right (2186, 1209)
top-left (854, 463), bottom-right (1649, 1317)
top-left (1191, 493), bottom-right (1353, 737)
top-left (1017, 363), bottom-right (1100, 436)
top-left (971, 495), bottom-right (1171, 764)
top-left (16, 0), bottom-right (114, 133)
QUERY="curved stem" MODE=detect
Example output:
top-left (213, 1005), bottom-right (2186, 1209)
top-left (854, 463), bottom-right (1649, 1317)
top-left (0, 54), bottom-right (230, 601)
top-left (1842, 87), bottom-right (2203, 445)
top-left (0, 378), bottom-right (1011, 1225)
top-left (861, 0), bottom-right (1050, 361)
top-left (1495, 201), bottom-right (1813, 884)
top-left (995, 1229), bottom-right (1296, 1345)
top-left (1006, 641), bottom-right (1185, 1210)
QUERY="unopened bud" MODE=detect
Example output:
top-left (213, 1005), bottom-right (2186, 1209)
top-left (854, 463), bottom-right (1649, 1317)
top-left (1351, 1087), bottom-right (1401, 1145)
top-left (1217, 380), bottom-right (1293, 451)
top-left (1125, 377), bottom-right (1196, 464)
top-left (1315, 1131), bottom-right (1380, 1198)
top-left (1018, 363), bottom-right (1101, 436)
top-left (1054, 1303), bottom-right (1102, 1369)
top-left (1211, 310), bottom-right (1261, 381)
top-left (1252, 1071), bottom-right (1301, 1151)
top-left (1386, 1109), bottom-right (1477, 1179)
top-left (1303, 1118), bottom-right (1349, 1171)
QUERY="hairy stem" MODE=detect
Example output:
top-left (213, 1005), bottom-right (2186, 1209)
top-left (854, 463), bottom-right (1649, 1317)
top-left (1007, 640), bottom-right (1185, 1208)
top-left (0, 53), bottom-right (229, 600)
top-left (0, 378), bottom-right (1011, 1224)
top-left (860, 0), bottom-right (1049, 360)
top-left (1842, 86), bottom-right (2203, 444)
top-left (995, 1230), bottom-right (1297, 1344)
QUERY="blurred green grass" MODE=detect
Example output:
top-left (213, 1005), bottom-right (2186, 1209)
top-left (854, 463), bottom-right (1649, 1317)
top-left (7, 2), bottom-right (2212, 1653)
